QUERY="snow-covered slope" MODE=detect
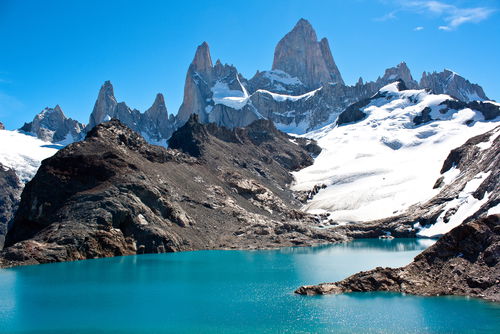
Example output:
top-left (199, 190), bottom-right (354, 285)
top-left (0, 129), bottom-right (60, 183)
top-left (292, 82), bottom-right (499, 223)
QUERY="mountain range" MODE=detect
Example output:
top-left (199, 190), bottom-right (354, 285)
top-left (14, 18), bottom-right (492, 146)
top-left (0, 17), bottom-right (498, 300)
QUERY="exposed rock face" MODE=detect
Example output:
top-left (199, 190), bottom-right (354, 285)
top-left (0, 119), bottom-right (344, 267)
top-left (85, 81), bottom-right (174, 145)
top-left (0, 122), bottom-right (4, 130)
top-left (18, 19), bottom-right (492, 144)
top-left (377, 62), bottom-right (418, 89)
top-left (172, 20), bottom-right (491, 134)
top-left (141, 93), bottom-right (175, 143)
top-left (296, 215), bottom-right (500, 302)
top-left (0, 163), bottom-right (21, 249)
top-left (86, 81), bottom-right (118, 131)
top-left (272, 19), bottom-right (344, 90)
top-left (176, 42), bottom-right (259, 128)
top-left (420, 70), bottom-right (488, 102)
top-left (19, 105), bottom-right (84, 143)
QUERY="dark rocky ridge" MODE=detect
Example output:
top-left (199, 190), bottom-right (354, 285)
top-left (0, 163), bottom-right (22, 249)
top-left (296, 215), bottom-right (500, 302)
top-left (0, 118), bottom-right (345, 267)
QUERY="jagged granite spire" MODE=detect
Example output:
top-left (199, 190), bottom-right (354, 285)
top-left (142, 93), bottom-right (174, 140)
top-left (86, 80), bottom-right (117, 131)
top-left (272, 18), bottom-right (344, 89)
top-left (319, 37), bottom-right (344, 85)
top-left (379, 62), bottom-right (418, 89)
top-left (19, 105), bottom-right (84, 143)
top-left (420, 69), bottom-right (488, 102)
top-left (192, 41), bottom-right (213, 76)
top-left (177, 42), bottom-right (214, 123)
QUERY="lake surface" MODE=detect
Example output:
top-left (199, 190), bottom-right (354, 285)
top-left (0, 239), bottom-right (499, 333)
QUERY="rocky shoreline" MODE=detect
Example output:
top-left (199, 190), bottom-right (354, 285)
top-left (296, 215), bottom-right (500, 302)
top-left (0, 117), bottom-right (350, 268)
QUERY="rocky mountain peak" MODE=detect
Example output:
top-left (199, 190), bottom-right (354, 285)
top-left (86, 80), bottom-right (118, 131)
top-left (419, 69), bottom-right (488, 102)
top-left (380, 62), bottom-right (418, 89)
top-left (289, 18), bottom-right (318, 41)
top-left (147, 93), bottom-right (166, 114)
top-left (192, 41), bottom-right (213, 75)
top-left (19, 105), bottom-right (84, 143)
top-left (272, 19), bottom-right (344, 89)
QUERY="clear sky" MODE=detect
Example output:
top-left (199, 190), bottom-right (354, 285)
top-left (0, 0), bottom-right (498, 129)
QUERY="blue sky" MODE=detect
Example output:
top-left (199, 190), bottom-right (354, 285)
top-left (0, 0), bottom-right (498, 129)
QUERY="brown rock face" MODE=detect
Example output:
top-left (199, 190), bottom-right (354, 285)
top-left (296, 215), bottom-right (500, 302)
top-left (1, 118), bottom-right (344, 267)
top-left (0, 163), bottom-right (21, 249)
top-left (272, 19), bottom-right (344, 89)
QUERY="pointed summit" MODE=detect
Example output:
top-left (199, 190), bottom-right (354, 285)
top-left (419, 69), bottom-right (488, 101)
top-left (319, 37), bottom-right (344, 85)
top-left (19, 105), bottom-right (84, 143)
top-left (380, 62), bottom-right (418, 89)
top-left (272, 19), bottom-right (343, 89)
top-left (289, 18), bottom-right (318, 41)
top-left (145, 93), bottom-right (167, 118)
top-left (86, 80), bottom-right (118, 131)
top-left (192, 42), bottom-right (213, 75)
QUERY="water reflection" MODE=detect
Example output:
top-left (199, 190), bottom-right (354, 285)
top-left (0, 238), bottom-right (497, 334)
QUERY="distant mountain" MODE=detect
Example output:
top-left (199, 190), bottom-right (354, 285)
top-left (292, 81), bottom-right (499, 224)
top-left (12, 18), bottom-right (493, 145)
top-left (19, 105), bottom-right (84, 143)
top-left (86, 81), bottom-right (174, 146)
top-left (272, 18), bottom-right (344, 90)
top-left (420, 69), bottom-right (488, 102)
top-left (173, 19), bottom-right (491, 133)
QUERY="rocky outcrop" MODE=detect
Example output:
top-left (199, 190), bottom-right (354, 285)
top-left (86, 81), bottom-right (118, 131)
top-left (377, 62), bottom-right (418, 89)
top-left (0, 163), bottom-right (21, 249)
top-left (176, 42), bottom-right (259, 128)
top-left (296, 215), bottom-right (500, 302)
top-left (0, 119), bottom-right (344, 267)
top-left (0, 122), bottom-right (4, 130)
top-left (19, 105), bottom-right (84, 143)
top-left (420, 69), bottom-right (489, 102)
top-left (272, 19), bottom-right (344, 90)
top-left (85, 81), bottom-right (175, 145)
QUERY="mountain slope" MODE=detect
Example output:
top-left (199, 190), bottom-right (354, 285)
top-left (292, 82), bottom-right (499, 223)
top-left (0, 118), bottom-right (345, 267)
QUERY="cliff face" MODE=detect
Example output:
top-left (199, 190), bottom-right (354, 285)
top-left (296, 215), bottom-right (500, 302)
top-left (0, 118), bottom-right (345, 267)
top-left (19, 105), bottom-right (84, 143)
top-left (0, 163), bottom-right (21, 249)
top-left (272, 18), bottom-right (344, 89)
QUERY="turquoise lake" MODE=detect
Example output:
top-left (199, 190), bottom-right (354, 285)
top-left (0, 238), bottom-right (499, 333)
